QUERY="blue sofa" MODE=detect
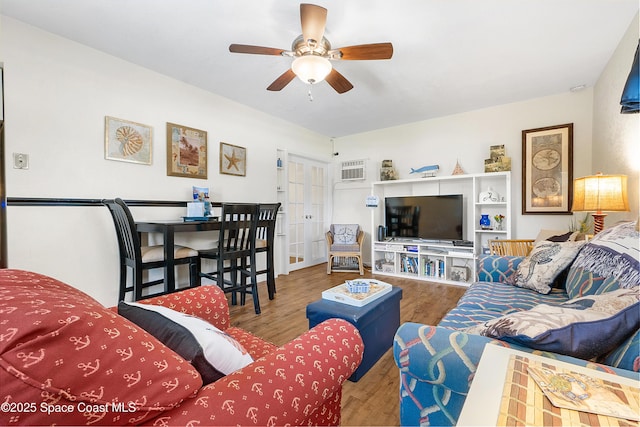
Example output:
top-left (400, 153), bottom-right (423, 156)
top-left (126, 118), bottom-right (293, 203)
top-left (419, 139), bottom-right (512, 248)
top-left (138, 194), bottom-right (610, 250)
top-left (393, 221), bottom-right (640, 426)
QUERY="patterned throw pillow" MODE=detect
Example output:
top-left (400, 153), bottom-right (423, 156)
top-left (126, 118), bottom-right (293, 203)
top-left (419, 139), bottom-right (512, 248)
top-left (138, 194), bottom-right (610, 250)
top-left (565, 221), bottom-right (640, 299)
top-left (545, 231), bottom-right (575, 242)
top-left (119, 302), bottom-right (254, 384)
top-left (332, 224), bottom-right (360, 244)
top-left (534, 229), bottom-right (579, 243)
top-left (466, 288), bottom-right (640, 360)
top-left (509, 240), bottom-right (586, 294)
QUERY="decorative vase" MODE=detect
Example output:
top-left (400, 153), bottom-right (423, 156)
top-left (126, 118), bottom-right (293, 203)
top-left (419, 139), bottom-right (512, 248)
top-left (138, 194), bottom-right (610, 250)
top-left (480, 214), bottom-right (491, 230)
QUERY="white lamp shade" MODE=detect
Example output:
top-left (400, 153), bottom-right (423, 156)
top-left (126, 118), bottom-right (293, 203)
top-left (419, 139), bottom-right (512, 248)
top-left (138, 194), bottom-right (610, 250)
top-left (292, 55), bottom-right (332, 84)
top-left (572, 174), bottom-right (629, 213)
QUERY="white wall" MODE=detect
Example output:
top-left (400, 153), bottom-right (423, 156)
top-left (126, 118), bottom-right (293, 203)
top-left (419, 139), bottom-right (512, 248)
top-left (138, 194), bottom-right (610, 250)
top-left (333, 90), bottom-right (595, 259)
top-left (1, 17), bottom-right (331, 306)
top-left (593, 12), bottom-right (640, 225)
top-left (2, 13), bottom-right (637, 303)
top-left (333, 14), bottom-right (640, 261)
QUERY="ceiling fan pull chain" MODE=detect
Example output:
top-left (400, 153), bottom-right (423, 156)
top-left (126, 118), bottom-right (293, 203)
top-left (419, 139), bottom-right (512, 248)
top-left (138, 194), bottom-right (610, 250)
top-left (308, 86), bottom-right (314, 102)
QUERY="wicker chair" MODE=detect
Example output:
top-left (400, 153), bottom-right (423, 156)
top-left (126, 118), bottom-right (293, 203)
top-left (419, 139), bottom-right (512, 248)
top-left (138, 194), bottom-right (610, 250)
top-left (326, 224), bottom-right (365, 275)
top-left (488, 239), bottom-right (535, 256)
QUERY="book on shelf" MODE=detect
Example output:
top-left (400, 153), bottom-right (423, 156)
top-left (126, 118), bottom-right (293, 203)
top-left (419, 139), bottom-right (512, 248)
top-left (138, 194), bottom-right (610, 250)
top-left (424, 258), bottom-right (445, 278)
top-left (400, 254), bottom-right (419, 274)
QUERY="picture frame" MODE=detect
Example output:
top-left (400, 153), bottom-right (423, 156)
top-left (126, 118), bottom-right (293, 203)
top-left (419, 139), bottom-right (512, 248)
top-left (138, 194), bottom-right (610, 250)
top-left (449, 265), bottom-right (470, 283)
top-left (166, 122), bottom-right (207, 179)
top-left (104, 116), bottom-right (152, 165)
top-left (219, 142), bottom-right (246, 176)
top-left (522, 123), bottom-right (573, 214)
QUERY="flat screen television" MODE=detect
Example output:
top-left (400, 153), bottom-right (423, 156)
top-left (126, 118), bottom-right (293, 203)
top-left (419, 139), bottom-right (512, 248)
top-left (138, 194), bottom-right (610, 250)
top-left (384, 195), bottom-right (463, 241)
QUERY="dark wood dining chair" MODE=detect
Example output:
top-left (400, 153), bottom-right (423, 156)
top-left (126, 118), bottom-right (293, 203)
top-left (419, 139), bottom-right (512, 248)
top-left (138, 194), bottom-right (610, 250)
top-left (255, 203), bottom-right (281, 300)
top-left (199, 203), bottom-right (261, 314)
top-left (103, 198), bottom-right (200, 301)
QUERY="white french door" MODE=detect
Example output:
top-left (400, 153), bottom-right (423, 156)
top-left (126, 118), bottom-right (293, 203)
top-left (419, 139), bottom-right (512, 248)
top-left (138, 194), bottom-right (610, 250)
top-left (287, 155), bottom-right (328, 271)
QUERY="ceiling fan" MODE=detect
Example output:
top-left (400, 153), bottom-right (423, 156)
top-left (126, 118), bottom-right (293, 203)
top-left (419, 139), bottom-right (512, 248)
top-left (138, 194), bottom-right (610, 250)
top-left (229, 3), bottom-right (393, 94)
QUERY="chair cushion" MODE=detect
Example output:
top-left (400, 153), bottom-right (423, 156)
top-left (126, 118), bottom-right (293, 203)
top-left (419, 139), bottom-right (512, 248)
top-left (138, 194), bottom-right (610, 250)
top-left (465, 288), bottom-right (640, 360)
top-left (330, 243), bottom-right (361, 252)
top-left (142, 245), bottom-right (198, 262)
top-left (565, 221), bottom-right (639, 299)
top-left (331, 224), bottom-right (360, 244)
top-left (119, 301), bottom-right (254, 385)
top-left (507, 240), bottom-right (586, 294)
top-left (0, 269), bottom-right (202, 426)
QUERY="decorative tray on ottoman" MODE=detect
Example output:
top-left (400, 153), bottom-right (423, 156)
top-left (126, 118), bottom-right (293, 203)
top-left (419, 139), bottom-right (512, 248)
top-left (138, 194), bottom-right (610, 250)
top-left (322, 279), bottom-right (392, 307)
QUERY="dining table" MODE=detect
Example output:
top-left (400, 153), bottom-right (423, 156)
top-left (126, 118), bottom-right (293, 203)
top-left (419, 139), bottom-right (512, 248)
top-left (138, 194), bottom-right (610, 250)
top-left (135, 216), bottom-right (270, 294)
top-left (135, 219), bottom-right (221, 293)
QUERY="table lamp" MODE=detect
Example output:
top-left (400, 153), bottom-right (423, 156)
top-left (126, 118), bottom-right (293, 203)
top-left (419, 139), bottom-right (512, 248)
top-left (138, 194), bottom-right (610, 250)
top-left (571, 173), bottom-right (629, 234)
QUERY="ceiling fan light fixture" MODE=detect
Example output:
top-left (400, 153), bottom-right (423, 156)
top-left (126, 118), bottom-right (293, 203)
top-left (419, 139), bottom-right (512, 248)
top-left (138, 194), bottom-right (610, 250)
top-left (292, 55), bottom-right (332, 84)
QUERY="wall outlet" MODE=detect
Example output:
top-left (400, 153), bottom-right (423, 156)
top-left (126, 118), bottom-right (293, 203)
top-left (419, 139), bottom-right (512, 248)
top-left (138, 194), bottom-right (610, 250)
top-left (13, 153), bottom-right (29, 169)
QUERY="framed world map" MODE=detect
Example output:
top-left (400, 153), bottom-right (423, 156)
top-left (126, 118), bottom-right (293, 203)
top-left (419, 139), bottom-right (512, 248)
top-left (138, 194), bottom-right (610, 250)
top-left (522, 123), bottom-right (573, 214)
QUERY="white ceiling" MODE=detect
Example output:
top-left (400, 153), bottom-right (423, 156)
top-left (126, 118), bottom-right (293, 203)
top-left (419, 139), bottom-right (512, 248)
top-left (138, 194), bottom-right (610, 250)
top-left (2, 0), bottom-right (638, 137)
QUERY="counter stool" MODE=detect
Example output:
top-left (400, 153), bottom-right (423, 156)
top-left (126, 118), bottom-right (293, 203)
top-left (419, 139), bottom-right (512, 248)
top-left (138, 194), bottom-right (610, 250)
top-left (199, 203), bottom-right (261, 314)
top-left (256, 203), bottom-right (281, 299)
top-left (103, 198), bottom-right (200, 301)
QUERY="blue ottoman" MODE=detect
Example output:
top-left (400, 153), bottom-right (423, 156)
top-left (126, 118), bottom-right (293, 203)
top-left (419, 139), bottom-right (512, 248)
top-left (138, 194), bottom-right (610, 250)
top-left (306, 286), bottom-right (402, 381)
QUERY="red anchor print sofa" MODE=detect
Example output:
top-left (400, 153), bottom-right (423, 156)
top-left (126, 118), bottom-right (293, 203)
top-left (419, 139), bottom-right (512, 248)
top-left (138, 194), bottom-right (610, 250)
top-left (0, 269), bottom-right (364, 426)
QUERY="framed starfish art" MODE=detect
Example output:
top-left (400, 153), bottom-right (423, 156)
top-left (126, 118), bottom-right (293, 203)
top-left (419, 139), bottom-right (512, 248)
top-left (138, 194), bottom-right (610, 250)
top-left (166, 122), bottom-right (208, 179)
top-left (219, 142), bottom-right (246, 177)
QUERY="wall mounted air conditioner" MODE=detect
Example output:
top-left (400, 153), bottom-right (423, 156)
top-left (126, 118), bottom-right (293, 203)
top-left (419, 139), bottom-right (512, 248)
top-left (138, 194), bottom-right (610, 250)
top-left (340, 159), bottom-right (366, 181)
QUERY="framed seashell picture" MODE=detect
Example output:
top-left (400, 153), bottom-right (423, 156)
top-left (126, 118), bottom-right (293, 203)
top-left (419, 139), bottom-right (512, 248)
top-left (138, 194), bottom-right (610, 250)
top-left (105, 116), bottom-right (153, 165)
top-left (166, 122), bottom-right (208, 179)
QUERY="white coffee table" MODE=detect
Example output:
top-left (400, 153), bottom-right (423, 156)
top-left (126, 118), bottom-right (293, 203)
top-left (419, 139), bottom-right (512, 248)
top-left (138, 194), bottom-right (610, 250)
top-left (458, 345), bottom-right (640, 426)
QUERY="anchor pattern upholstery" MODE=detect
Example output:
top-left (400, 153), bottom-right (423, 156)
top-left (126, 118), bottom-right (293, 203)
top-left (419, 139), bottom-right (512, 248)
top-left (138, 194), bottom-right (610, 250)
top-left (0, 270), bottom-right (363, 426)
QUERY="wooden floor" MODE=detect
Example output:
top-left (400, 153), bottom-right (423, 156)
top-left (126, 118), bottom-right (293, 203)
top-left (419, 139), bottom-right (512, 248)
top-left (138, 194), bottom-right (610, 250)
top-left (227, 263), bottom-right (467, 426)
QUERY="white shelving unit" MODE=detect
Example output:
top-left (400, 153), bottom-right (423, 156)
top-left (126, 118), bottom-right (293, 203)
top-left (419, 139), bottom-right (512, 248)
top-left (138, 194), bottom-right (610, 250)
top-left (472, 172), bottom-right (512, 253)
top-left (373, 241), bottom-right (475, 284)
top-left (370, 172), bottom-right (511, 286)
top-left (275, 148), bottom-right (288, 276)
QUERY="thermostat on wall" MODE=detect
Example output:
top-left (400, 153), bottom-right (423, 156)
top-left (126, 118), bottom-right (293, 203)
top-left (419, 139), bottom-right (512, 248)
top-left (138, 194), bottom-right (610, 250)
top-left (366, 195), bottom-right (379, 208)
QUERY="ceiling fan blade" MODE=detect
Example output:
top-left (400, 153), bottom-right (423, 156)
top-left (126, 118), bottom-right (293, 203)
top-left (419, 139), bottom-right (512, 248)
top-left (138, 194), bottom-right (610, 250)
top-left (267, 69), bottom-right (297, 91)
top-left (229, 44), bottom-right (285, 56)
top-left (337, 43), bottom-right (394, 60)
top-left (300, 3), bottom-right (327, 47)
top-left (325, 69), bottom-right (353, 94)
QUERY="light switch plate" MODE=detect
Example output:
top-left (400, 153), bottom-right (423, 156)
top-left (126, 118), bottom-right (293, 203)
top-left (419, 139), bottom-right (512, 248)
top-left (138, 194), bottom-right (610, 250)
top-left (13, 153), bottom-right (29, 169)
